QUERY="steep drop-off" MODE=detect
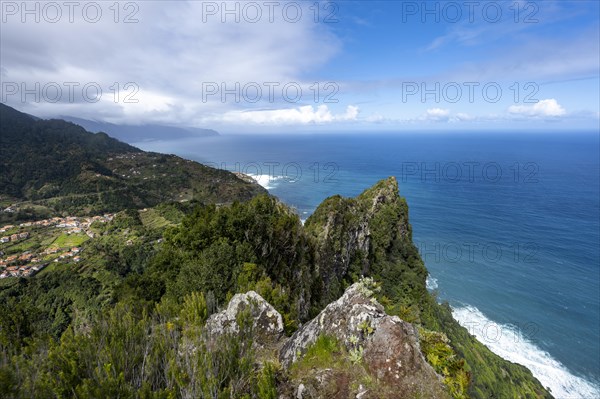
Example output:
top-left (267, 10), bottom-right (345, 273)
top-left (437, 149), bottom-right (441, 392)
top-left (0, 105), bottom-right (552, 397)
top-left (147, 177), bottom-right (552, 398)
top-left (301, 177), bottom-right (552, 398)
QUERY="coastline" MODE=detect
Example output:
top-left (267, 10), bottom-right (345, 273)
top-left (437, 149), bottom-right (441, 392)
top-left (136, 134), bottom-right (599, 398)
top-left (253, 173), bottom-right (600, 399)
top-left (451, 303), bottom-right (600, 398)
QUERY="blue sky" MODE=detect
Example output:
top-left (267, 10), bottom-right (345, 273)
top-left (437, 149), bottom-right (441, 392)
top-left (1, 0), bottom-right (598, 131)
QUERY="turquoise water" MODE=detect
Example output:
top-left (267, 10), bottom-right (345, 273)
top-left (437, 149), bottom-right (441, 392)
top-left (136, 132), bottom-right (600, 397)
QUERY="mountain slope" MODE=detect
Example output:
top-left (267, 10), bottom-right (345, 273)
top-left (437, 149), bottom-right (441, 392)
top-left (59, 115), bottom-right (218, 143)
top-left (0, 177), bottom-right (552, 398)
top-left (0, 104), bottom-right (265, 221)
top-left (0, 106), bottom-right (551, 398)
top-left (305, 177), bottom-right (551, 398)
top-left (141, 177), bottom-right (552, 398)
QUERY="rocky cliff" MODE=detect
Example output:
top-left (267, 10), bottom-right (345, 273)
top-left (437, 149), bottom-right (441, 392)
top-left (280, 279), bottom-right (451, 398)
top-left (202, 177), bottom-right (552, 398)
top-left (305, 177), bottom-right (428, 324)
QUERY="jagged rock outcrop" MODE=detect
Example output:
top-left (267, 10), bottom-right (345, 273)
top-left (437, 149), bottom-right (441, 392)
top-left (305, 177), bottom-right (417, 310)
top-left (280, 280), bottom-right (451, 399)
top-left (203, 282), bottom-right (450, 398)
top-left (198, 177), bottom-right (551, 398)
top-left (205, 291), bottom-right (284, 349)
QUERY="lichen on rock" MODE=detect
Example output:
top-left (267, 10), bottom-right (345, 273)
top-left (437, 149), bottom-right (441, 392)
top-left (205, 290), bottom-right (285, 349)
top-left (279, 280), bottom-right (451, 398)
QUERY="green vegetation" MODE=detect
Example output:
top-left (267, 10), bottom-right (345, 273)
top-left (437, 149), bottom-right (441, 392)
top-left (0, 293), bottom-right (276, 398)
top-left (348, 345), bottom-right (364, 365)
top-left (0, 104), bottom-right (265, 223)
top-left (138, 208), bottom-right (172, 229)
top-left (423, 301), bottom-right (552, 399)
top-left (120, 196), bottom-right (308, 323)
top-left (2, 238), bottom-right (38, 254)
top-left (289, 334), bottom-right (374, 394)
top-left (0, 181), bottom-right (551, 398)
top-left (0, 105), bottom-right (551, 398)
top-left (50, 233), bottom-right (89, 248)
top-left (291, 335), bottom-right (343, 372)
top-left (419, 328), bottom-right (470, 399)
top-left (256, 362), bottom-right (279, 399)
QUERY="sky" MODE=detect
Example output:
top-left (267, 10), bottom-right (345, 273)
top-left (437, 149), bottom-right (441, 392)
top-left (1, 0), bottom-right (599, 132)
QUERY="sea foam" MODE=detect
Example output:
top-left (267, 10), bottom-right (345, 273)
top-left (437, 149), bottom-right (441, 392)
top-left (248, 174), bottom-right (283, 190)
top-left (452, 305), bottom-right (600, 399)
top-left (426, 275), bottom-right (439, 290)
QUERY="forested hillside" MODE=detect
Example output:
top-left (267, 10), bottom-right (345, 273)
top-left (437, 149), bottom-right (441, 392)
top-left (0, 104), bottom-right (265, 222)
top-left (0, 105), bottom-right (551, 398)
top-left (0, 184), bottom-right (551, 398)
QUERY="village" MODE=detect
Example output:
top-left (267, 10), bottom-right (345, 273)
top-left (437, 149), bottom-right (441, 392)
top-left (0, 214), bottom-right (114, 278)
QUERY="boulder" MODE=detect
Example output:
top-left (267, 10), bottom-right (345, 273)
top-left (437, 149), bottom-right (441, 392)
top-left (280, 281), bottom-right (451, 399)
top-left (205, 290), bottom-right (284, 349)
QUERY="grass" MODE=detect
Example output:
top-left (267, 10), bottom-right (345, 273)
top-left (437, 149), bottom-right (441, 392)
top-left (50, 233), bottom-right (89, 249)
top-left (0, 226), bottom-right (20, 236)
top-left (138, 208), bottom-right (172, 229)
top-left (291, 335), bottom-right (342, 373)
top-left (35, 262), bottom-right (63, 277)
top-left (42, 253), bottom-right (59, 262)
top-left (289, 334), bottom-right (376, 397)
top-left (2, 226), bottom-right (62, 250)
top-left (3, 238), bottom-right (41, 254)
top-left (40, 233), bottom-right (60, 247)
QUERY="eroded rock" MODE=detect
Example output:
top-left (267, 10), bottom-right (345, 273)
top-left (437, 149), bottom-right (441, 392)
top-left (280, 281), bottom-right (451, 399)
top-left (206, 283), bottom-right (450, 398)
top-left (205, 290), bottom-right (284, 348)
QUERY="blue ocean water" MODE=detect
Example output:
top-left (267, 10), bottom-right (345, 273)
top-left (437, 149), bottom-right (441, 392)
top-left (136, 132), bottom-right (600, 397)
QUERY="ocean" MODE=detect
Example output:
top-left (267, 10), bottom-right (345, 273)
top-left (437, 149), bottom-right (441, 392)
top-left (135, 131), bottom-right (600, 398)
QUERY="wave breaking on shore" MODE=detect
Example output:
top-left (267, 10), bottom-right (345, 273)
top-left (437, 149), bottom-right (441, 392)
top-left (452, 305), bottom-right (600, 399)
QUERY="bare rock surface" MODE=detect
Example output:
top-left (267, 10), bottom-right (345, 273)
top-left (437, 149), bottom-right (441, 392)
top-left (280, 281), bottom-right (451, 399)
top-left (205, 283), bottom-right (450, 398)
top-left (205, 290), bottom-right (284, 348)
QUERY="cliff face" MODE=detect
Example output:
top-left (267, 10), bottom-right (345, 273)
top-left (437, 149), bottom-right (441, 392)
top-left (306, 178), bottom-right (405, 276)
top-left (294, 177), bottom-right (551, 398)
top-left (305, 177), bottom-right (428, 321)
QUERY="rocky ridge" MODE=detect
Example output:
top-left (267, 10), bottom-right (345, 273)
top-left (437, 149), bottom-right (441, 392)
top-left (202, 176), bottom-right (552, 398)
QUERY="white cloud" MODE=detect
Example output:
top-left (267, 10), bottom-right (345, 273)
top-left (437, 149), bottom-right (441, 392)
top-left (508, 99), bottom-right (566, 117)
top-left (422, 108), bottom-right (451, 121)
top-left (415, 108), bottom-right (475, 123)
top-left (361, 109), bottom-right (476, 125)
top-left (214, 105), bottom-right (360, 125)
top-left (0, 1), bottom-right (340, 125)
